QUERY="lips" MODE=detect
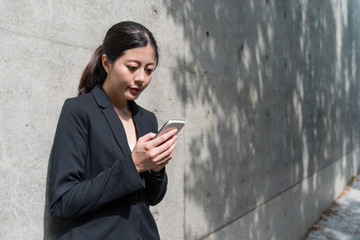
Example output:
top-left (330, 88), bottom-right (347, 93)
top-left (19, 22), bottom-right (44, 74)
top-left (130, 88), bottom-right (141, 94)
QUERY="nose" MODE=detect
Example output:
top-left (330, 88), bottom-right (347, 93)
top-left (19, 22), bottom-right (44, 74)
top-left (134, 69), bottom-right (145, 85)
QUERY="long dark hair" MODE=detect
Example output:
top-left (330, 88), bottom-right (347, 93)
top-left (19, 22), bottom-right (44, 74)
top-left (78, 21), bottom-right (159, 96)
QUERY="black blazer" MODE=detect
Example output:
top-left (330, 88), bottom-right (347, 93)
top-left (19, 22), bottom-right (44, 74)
top-left (50, 85), bottom-right (167, 240)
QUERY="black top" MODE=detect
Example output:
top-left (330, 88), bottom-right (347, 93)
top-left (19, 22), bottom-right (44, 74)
top-left (50, 85), bottom-right (167, 240)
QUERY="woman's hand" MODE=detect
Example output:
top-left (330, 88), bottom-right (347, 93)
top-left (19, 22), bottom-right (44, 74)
top-left (132, 129), bottom-right (178, 173)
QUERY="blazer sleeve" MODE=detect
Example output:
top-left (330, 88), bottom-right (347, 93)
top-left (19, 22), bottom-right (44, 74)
top-left (144, 168), bottom-right (168, 206)
top-left (50, 99), bottom-right (145, 219)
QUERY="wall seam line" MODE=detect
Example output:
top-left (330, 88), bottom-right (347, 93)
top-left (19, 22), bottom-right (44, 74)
top-left (0, 26), bottom-right (93, 51)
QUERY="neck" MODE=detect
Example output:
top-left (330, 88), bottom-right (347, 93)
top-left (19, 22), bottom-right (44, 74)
top-left (114, 103), bottom-right (131, 117)
top-left (111, 98), bottom-right (128, 111)
top-left (102, 83), bottom-right (128, 110)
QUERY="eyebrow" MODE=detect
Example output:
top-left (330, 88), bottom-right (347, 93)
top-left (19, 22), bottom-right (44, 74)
top-left (124, 60), bottom-right (155, 66)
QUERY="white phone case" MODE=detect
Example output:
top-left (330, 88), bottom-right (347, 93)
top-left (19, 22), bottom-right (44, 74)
top-left (155, 119), bottom-right (185, 138)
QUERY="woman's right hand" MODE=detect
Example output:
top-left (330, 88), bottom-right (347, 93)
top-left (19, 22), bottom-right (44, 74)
top-left (131, 129), bottom-right (178, 173)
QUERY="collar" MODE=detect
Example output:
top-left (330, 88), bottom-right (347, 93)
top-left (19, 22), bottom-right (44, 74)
top-left (91, 84), bottom-right (142, 117)
top-left (91, 84), bottom-right (113, 109)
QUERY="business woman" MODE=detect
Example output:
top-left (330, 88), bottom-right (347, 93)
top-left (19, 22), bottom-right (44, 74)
top-left (50, 21), bottom-right (178, 239)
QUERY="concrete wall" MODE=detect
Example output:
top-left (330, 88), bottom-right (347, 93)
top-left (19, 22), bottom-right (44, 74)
top-left (1, 0), bottom-right (360, 239)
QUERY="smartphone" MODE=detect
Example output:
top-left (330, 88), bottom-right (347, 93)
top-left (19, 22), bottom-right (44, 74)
top-left (154, 119), bottom-right (185, 138)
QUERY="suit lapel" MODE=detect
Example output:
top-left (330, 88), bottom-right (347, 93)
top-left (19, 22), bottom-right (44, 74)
top-left (129, 101), bottom-right (146, 139)
top-left (102, 108), bottom-right (131, 156)
top-left (91, 85), bottom-right (131, 157)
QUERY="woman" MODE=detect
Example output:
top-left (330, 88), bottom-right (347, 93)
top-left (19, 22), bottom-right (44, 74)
top-left (50, 21), bottom-right (177, 239)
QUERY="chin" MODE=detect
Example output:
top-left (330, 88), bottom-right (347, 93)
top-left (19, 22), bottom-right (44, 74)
top-left (126, 95), bottom-right (140, 101)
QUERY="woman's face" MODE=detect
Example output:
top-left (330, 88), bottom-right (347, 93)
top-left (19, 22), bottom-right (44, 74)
top-left (102, 44), bottom-right (156, 104)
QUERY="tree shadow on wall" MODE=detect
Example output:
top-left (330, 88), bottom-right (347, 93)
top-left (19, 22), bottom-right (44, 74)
top-left (162, 0), bottom-right (360, 239)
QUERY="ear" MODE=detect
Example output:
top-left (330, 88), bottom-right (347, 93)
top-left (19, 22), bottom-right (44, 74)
top-left (102, 54), bottom-right (111, 74)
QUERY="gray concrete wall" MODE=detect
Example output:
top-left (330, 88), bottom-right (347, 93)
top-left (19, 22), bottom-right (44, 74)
top-left (1, 0), bottom-right (360, 240)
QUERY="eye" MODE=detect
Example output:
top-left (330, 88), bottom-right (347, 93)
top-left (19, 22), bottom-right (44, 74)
top-left (146, 68), bottom-right (154, 75)
top-left (127, 66), bottom-right (137, 72)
